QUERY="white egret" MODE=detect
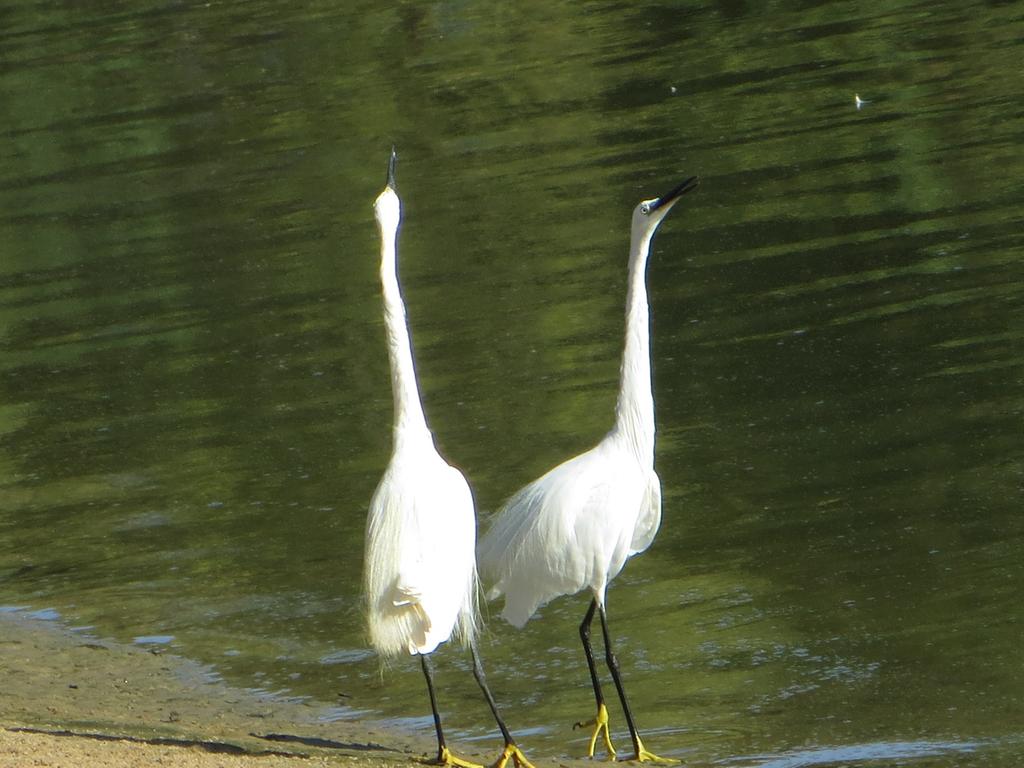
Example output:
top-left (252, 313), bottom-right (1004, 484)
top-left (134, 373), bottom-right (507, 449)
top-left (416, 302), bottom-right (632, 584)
top-left (478, 176), bottom-right (699, 763)
top-left (363, 150), bottom-right (534, 768)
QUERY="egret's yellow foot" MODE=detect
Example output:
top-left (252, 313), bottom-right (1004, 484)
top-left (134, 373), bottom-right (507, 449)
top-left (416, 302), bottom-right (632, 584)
top-left (624, 736), bottom-right (678, 764)
top-left (433, 746), bottom-right (484, 768)
top-left (491, 742), bottom-right (536, 768)
top-left (572, 702), bottom-right (616, 759)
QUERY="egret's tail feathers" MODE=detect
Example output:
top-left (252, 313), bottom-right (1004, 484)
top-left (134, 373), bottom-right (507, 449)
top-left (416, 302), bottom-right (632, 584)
top-left (497, 568), bottom-right (583, 629)
top-left (366, 565), bottom-right (480, 658)
top-left (367, 592), bottom-right (433, 657)
top-left (456, 570), bottom-right (481, 648)
top-left (477, 482), bottom-right (545, 584)
top-left (455, 602), bottom-right (478, 649)
top-left (499, 601), bottom-right (534, 631)
top-left (391, 579), bottom-right (424, 607)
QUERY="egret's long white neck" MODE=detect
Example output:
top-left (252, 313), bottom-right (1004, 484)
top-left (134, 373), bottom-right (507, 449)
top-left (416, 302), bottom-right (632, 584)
top-left (613, 224), bottom-right (657, 466)
top-left (378, 208), bottom-right (431, 444)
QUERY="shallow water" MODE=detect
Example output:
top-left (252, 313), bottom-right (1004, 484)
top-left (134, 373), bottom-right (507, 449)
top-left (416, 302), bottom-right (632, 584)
top-left (1, 2), bottom-right (1022, 766)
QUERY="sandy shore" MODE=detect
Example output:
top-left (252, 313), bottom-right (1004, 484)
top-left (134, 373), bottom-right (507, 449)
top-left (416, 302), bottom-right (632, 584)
top-left (0, 611), bottom-right (523, 768)
top-left (0, 727), bottom-right (361, 767)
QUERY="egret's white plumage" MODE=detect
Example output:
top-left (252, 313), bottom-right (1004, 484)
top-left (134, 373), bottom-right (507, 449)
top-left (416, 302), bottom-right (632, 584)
top-left (361, 150), bottom-right (533, 768)
top-left (479, 436), bottom-right (661, 629)
top-left (364, 443), bottom-right (477, 656)
top-left (363, 157), bottom-right (477, 661)
top-left (478, 176), bottom-right (698, 763)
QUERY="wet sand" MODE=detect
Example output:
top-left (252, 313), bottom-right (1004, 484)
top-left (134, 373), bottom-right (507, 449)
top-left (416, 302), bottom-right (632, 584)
top-left (0, 611), bottom-right (521, 768)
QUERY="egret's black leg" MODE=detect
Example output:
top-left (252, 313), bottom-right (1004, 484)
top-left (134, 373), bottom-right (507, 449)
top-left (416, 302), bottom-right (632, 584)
top-left (597, 605), bottom-right (640, 750)
top-left (579, 598), bottom-right (605, 712)
top-left (573, 598), bottom-right (616, 758)
top-left (421, 654), bottom-right (447, 761)
top-left (420, 654), bottom-right (482, 768)
top-left (470, 646), bottom-right (535, 768)
top-left (597, 605), bottom-right (675, 763)
top-left (470, 645), bottom-right (513, 743)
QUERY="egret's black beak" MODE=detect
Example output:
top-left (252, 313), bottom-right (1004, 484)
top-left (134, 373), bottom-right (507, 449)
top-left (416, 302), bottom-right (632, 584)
top-left (650, 176), bottom-right (699, 212)
top-left (386, 148), bottom-right (398, 190)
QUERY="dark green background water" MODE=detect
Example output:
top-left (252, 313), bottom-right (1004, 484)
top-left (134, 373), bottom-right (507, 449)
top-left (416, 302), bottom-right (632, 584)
top-left (1, 2), bottom-right (1021, 766)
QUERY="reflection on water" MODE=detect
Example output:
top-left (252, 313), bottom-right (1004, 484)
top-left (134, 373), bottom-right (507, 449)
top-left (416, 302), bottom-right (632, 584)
top-left (1, 1), bottom-right (1022, 766)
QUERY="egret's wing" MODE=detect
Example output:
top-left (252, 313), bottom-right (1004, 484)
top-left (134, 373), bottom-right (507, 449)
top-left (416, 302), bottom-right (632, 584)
top-left (478, 449), bottom-right (605, 626)
top-left (390, 567), bottom-right (432, 653)
top-left (364, 473), bottom-right (426, 657)
top-left (391, 561), bottom-right (425, 606)
top-left (433, 462), bottom-right (479, 648)
top-left (364, 456), bottom-right (477, 657)
top-left (479, 439), bottom-right (663, 627)
top-left (629, 470), bottom-right (662, 555)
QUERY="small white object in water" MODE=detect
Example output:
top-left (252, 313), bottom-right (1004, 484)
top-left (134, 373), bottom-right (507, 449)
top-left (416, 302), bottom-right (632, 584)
top-left (855, 93), bottom-right (871, 110)
top-left (670, 85), bottom-right (677, 94)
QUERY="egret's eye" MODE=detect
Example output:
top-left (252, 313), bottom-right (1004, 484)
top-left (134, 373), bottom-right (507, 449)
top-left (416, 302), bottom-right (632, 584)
top-left (640, 203), bottom-right (651, 215)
